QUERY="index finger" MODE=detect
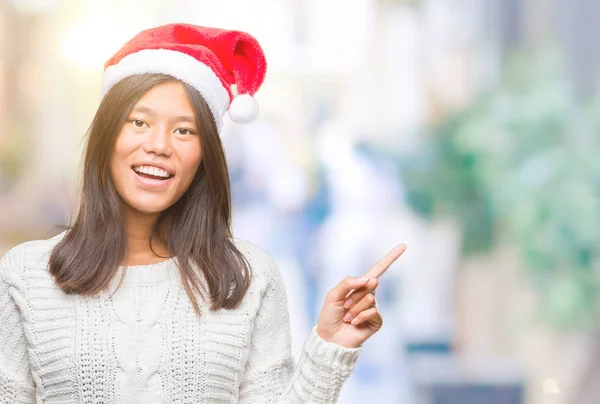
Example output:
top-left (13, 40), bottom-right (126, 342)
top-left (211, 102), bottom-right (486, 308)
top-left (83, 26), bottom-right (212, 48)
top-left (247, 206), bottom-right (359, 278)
top-left (363, 243), bottom-right (406, 279)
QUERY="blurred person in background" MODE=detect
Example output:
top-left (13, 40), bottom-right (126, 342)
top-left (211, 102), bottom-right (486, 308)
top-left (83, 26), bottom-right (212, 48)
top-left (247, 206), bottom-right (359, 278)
top-left (0, 23), bottom-right (406, 403)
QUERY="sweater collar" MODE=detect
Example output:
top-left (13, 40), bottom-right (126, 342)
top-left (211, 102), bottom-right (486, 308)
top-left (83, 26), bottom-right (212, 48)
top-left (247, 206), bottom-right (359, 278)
top-left (113, 257), bottom-right (179, 286)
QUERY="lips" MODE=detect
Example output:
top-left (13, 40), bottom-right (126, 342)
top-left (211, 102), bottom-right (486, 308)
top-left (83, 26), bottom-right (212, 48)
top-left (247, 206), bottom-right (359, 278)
top-left (131, 162), bottom-right (175, 177)
top-left (131, 166), bottom-right (174, 189)
top-left (133, 166), bottom-right (171, 180)
top-left (136, 171), bottom-right (169, 181)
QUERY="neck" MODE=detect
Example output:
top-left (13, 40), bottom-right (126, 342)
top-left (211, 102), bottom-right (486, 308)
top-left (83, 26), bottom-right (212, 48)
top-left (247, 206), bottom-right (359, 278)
top-left (122, 204), bottom-right (170, 265)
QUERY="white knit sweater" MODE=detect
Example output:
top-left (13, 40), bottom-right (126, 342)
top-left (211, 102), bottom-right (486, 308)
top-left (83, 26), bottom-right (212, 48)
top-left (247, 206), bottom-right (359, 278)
top-left (0, 231), bottom-right (361, 403)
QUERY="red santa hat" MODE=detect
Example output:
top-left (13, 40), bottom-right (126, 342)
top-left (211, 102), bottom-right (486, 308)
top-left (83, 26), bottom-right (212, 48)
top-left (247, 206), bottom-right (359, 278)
top-left (101, 23), bottom-right (267, 130)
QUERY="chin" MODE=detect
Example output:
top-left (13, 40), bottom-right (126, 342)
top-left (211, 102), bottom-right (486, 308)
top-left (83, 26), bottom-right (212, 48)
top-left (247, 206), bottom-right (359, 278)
top-left (127, 198), bottom-right (175, 215)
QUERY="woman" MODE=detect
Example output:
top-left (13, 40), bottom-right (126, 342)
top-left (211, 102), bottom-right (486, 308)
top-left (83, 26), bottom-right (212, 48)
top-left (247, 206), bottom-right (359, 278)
top-left (0, 23), bottom-right (405, 403)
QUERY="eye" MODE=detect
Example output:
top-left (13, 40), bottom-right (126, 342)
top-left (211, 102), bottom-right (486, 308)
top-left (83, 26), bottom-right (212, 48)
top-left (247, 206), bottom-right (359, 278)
top-left (175, 128), bottom-right (196, 136)
top-left (129, 119), bottom-right (147, 128)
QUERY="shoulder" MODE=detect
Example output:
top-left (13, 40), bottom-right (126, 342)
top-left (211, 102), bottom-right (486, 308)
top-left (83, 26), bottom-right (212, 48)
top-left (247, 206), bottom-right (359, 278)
top-left (232, 238), bottom-right (276, 268)
top-left (0, 230), bottom-right (68, 284)
top-left (232, 238), bottom-right (281, 285)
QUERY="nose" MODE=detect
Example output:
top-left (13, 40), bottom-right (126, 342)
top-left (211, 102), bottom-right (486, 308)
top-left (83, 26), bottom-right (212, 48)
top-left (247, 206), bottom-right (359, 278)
top-left (142, 125), bottom-right (173, 157)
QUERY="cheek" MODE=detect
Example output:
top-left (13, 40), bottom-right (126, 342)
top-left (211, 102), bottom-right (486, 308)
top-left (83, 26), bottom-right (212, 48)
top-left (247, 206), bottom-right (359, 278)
top-left (111, 141), bottom-right (124, 169)
top-left (178, 144), bottom-right (203, 178)
top-left (111, 131), bottom-right (137, 167)
top-left (110, 131), bottom-right (137, 184)
top-left (114, 129), bottom-right (133, 153)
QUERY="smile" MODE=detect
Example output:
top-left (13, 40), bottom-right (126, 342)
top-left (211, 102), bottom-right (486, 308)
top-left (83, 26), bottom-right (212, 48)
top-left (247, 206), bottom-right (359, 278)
top-left (132, 165), bottom-right (174, 180)
top-left (131, 165), bottom-right (175, 189)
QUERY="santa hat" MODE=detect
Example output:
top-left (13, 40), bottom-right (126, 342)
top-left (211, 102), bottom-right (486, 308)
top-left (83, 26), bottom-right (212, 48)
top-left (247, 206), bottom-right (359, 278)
top-left (101, 23), bottom-right (267, 130)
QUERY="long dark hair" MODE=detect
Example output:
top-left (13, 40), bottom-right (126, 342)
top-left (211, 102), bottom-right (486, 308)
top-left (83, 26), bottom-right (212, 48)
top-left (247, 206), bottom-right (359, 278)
top-left (49, 74), bottom-right (251, 314)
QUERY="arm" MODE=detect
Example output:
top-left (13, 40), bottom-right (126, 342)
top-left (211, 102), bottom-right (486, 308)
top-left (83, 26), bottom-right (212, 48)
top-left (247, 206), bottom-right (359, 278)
top-left (239, 257), bottom-right (361, 404)
top-left (0, 253), bottom-right (36, 404)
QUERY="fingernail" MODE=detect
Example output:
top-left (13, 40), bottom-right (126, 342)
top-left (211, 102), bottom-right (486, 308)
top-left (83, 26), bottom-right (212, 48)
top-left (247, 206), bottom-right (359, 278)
top-left (343, 298), bottom-right (353, 309)
top-left (343, 312), bottom-right (352, 322)
top-left (351, 317), bottom-right (359, 325)
top-left (357, 277), bottom-right (369, 283)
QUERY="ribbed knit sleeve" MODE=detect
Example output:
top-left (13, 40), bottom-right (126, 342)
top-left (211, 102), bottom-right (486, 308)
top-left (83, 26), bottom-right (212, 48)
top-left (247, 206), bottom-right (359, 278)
top-left (0, 251), bottom-right (36, 404)
top-left (238, 257), bottom-right (361, 403)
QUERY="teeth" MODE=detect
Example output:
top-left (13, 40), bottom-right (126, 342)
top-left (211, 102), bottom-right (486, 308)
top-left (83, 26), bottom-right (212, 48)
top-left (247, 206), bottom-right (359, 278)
top-left (133, 165), bottom-right (171, 178)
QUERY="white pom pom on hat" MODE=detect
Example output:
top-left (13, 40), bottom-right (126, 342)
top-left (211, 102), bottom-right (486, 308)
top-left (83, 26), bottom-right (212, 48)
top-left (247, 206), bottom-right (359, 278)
top-left (100, 23), bottom-right (267, 131)
top-left (229, 93), bottom-right (259, 124)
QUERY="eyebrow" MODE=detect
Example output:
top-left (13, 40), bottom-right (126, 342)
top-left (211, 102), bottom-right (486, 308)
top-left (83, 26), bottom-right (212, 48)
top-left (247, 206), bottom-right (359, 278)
top-left (131, 105), bottom-right (196, 124)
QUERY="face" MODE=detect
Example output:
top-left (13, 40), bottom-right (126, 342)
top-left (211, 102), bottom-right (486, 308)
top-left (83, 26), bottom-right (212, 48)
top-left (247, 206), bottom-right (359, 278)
top-left (110, 80), bottom-right (202, 216)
